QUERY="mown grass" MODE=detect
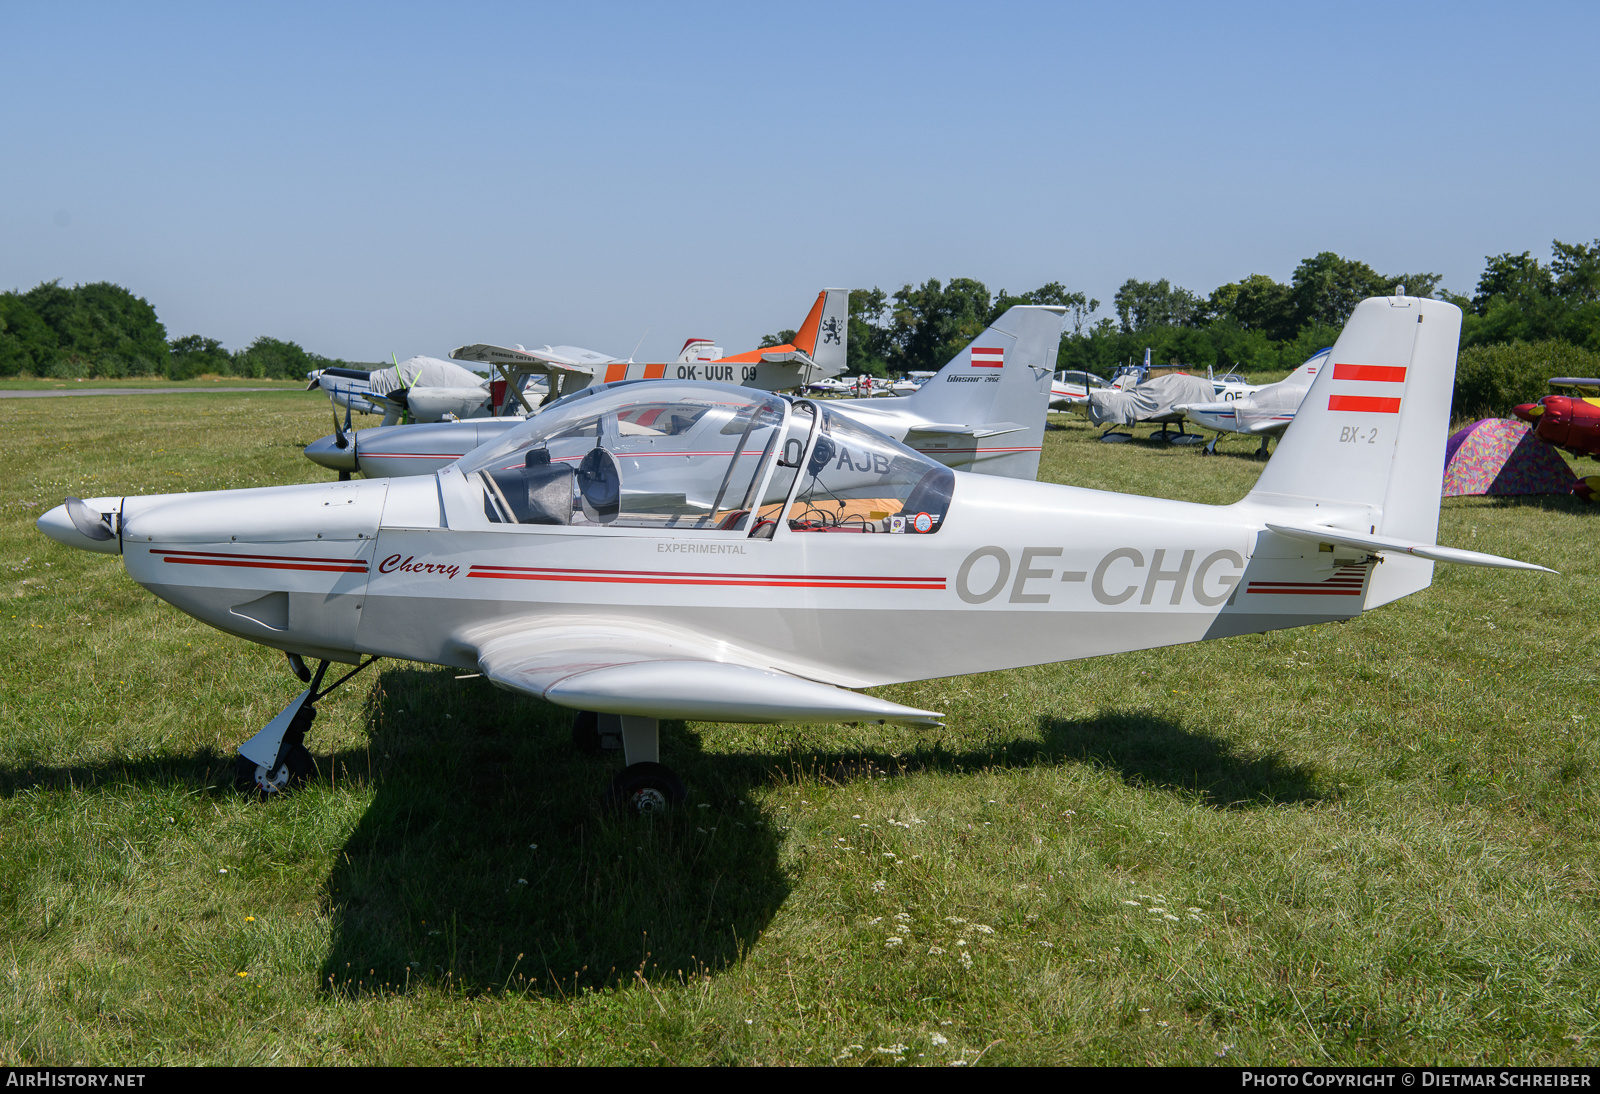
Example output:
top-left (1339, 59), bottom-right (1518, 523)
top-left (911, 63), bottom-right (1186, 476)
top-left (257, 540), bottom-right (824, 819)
top-left (1, 394), bottom-right (1597, 1065)
top-left (0, 377), bottom-right (303, 391)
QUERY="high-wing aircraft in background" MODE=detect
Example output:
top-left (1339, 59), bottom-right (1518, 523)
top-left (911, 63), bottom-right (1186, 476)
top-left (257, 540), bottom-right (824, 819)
top-left (39, 295), bottom-right (1551, 813)
top-left (303, 306), bottom-right (1062, 482)
top-left (1178, 350), bottom-right (1330, 456)
top-left (450, 289), bottom-right (849, 411)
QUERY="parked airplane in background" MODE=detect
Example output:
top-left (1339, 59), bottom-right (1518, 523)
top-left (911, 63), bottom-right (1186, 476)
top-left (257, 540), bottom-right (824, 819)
top-left (309, 356), bottom-right (540, 426)
top-left (1049, 369), bottom-right (1110, 409)
top-left (39, 295), bottom-right (1550, 812)
top-left (306, 367), bottom-right (384, 417)
top-left (1514, 378), bottom-right (1600, 461)
top-left (1179, 350), bottom-right (1330, 456)
top-left (1086, 369), bottom-right (1217, 443)
top-left (304, 305), bottom-right (1062, 483)
top-left (451, 289), bottom-right (848, 410)
top-left (368, 356), bottom-right (505, 424)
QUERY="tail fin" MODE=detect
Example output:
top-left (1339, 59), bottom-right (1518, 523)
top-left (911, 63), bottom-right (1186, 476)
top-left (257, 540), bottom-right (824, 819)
top-left (787, 288), bottom-right (849, 378)
top-left (1283, 347), bottom-right (1330, 385)
top-left (677, 338), bottom-right (722, 363)
top-left (1243, 295), bottom-right (1463, 606)
top-left (716, 288), bottom-right (849, 386)
top-left (904, 305), bottom-right (1063, 480)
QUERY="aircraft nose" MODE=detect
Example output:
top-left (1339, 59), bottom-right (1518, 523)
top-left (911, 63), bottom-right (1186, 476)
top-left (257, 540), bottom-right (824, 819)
top-left (37, 497), bottom-right (122, 555)
top-left (304, 432), bottom-right (358, 473)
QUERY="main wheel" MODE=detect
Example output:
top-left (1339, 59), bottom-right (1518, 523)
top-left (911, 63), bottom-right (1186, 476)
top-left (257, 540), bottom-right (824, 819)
top-left (605, 762), bottom-right (687, 816)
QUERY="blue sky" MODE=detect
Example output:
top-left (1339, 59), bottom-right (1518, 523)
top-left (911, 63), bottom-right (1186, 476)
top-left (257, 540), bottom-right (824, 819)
top-left (2, 1), bottom-right (1595, 362)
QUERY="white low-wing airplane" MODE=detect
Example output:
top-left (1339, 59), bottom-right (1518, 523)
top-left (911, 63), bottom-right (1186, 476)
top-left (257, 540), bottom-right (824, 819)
top-left (1178, 350), bottom-right (1330, 455)
top-left (38, 296), bottom-right (1550, 812)
top-left (304, 305), bottom-right (1062, 482)
top-left (1050, 369), bottom-right (1111, 410)
top-left (305, 367), bottom-right (385, 417)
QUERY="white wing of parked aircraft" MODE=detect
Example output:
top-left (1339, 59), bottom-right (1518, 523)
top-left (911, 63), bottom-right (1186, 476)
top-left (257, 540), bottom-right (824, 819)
top-left (41, 295), bottom-right (1552, 810)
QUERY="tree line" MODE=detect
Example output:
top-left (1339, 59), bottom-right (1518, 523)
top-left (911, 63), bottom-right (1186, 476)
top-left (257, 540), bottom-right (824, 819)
top-left (10, 239), bottom-right (1599, 417)
top-left (0, 280), bottom-right (356, 380)
top-left (795, 240), bottom-right (1598, 416)
top-left (818, 241), bottom-right (1598, 379)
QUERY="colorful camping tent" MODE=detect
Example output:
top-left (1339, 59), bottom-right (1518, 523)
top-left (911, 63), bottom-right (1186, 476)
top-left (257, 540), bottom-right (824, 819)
top-left (1442, 418), bottom-right (1577, 497)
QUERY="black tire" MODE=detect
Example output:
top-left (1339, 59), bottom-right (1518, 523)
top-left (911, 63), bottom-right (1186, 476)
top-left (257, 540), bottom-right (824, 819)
top-left (233, 754), bottom-right (260, 794)
top-left (283, 743), bottom-right (316, 781)
top-left (233, 743), bottom-right (316, 796)
top-left (572, 711), bottom-right (603, 756)
top-left (605, 762), bottom-right (687, 816)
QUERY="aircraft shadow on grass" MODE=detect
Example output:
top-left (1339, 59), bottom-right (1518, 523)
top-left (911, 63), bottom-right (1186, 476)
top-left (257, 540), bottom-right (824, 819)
top-left (0, 667), bottom-right (1322, 1001)
top-left (1033, 710), bottom-right (1325, 808)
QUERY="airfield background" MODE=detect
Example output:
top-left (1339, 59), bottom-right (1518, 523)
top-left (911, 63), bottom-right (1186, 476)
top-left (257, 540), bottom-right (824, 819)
top-left (3, 242), bottom-right (1599, 420)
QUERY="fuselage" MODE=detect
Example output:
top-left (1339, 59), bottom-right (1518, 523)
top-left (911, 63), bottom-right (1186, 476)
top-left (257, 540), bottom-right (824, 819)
top-left (59, 470), bottom-right (1371, 691)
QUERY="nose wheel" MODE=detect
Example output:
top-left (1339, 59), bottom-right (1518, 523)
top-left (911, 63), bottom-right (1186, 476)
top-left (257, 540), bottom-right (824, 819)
top-left (233, 656), bottom-right (379, 798)
top-left (235, 742), bottom-right (316, 795)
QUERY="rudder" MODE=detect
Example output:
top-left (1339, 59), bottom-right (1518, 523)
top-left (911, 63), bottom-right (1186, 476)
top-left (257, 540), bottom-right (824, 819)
top-left (903, 305), bottom-right (1063, 479)
top-left (1243, 294), bottom-right (1463, 606)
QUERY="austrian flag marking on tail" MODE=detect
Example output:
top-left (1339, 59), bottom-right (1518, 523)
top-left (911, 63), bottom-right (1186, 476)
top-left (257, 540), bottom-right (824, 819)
top-left (971, 347), bottom-right (1004, 368)
top-left (1328, 361), bottom-right (1406, 414)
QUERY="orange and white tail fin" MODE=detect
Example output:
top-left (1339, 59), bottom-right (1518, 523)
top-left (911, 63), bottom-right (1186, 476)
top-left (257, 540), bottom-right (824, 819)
top-left (785, 288), bottom-right (848, 378)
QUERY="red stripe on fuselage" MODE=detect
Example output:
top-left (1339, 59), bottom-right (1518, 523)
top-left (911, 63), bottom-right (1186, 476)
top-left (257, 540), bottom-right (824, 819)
top-left (467, 565), bottom-right (944, 590)
top-left (151, 549), bottom-right (368, 574)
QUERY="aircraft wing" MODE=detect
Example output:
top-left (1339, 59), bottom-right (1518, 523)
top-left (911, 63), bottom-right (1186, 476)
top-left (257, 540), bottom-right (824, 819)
top-left (472, 624), bottom-right (944, 726)
top-left (1549, 377), bottom-right (1600, 394)
top-left (451, 343), bottom-right (595, 376)
top-left (1264, 522), bottom-right (1555, 572)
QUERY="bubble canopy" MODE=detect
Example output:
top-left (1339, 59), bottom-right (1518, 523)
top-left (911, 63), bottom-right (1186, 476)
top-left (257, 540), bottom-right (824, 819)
top-left (455, 381), bottom-right (955, 535)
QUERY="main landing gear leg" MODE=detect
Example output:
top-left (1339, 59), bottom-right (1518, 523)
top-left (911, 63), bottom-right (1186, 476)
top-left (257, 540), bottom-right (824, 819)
top-left (605, 716), bottom-right (686, 815)
top-left (234, 655), bottom-right (379, 796)
top-left (1256, 436), bottom-right (1272, 458)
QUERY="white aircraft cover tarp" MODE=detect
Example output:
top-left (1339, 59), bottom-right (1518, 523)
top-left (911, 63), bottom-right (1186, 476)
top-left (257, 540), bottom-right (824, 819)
top-left (1086, 372), bottom-right (1216, 427)
top-left (369, 356), bottom-right (486, 397)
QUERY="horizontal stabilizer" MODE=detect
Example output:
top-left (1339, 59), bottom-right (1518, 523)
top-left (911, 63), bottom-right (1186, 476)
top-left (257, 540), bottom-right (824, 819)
top-left (906, 422), bottom-right (1027, 439)
top-left (759, 349), bottom-right (817, 367)
top-left (1265, 522), bottom-right (1555, 573)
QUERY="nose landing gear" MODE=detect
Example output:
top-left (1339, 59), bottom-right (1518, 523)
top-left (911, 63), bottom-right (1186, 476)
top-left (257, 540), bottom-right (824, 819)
top-left (234, 655), bottom-right (379, 797)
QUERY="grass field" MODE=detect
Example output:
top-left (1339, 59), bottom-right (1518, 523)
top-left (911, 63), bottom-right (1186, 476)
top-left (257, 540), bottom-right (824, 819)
top-left (0, 377), bottom-right (305, 392)
top-left (1, 391), bottom-right (1597, 1066)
